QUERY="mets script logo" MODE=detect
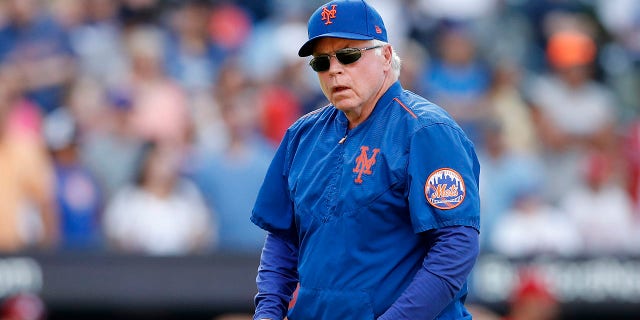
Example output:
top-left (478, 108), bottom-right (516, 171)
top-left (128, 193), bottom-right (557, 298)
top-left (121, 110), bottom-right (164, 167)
top-left (425, 168), bottom-right (466, 210)
top-left (353, 146), bottom-right (380, 184)
top-left (321, 5), bottom-right (337, 25)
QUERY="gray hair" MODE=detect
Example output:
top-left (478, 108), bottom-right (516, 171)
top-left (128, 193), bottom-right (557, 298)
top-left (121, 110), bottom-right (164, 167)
top-left (372, 40), bottom-right (401, 79)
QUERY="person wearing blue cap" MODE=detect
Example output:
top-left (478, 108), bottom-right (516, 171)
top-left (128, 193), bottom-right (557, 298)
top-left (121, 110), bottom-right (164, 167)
top-left (250, 0), bottom-right (480, 319)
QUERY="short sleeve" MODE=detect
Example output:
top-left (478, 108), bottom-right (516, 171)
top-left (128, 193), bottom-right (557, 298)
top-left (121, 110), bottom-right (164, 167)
top-left (407, 124), bottom-right (480, 233)
top-left (250, 131), bottom-right (296, 238)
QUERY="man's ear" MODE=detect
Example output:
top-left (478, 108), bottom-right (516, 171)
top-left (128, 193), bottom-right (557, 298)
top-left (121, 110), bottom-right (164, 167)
top-left (383, 45), bottom-right (393, 69)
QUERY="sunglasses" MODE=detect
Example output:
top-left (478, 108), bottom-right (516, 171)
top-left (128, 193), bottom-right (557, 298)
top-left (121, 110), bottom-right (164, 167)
top-left (309, 45), bottom-right (384, 72)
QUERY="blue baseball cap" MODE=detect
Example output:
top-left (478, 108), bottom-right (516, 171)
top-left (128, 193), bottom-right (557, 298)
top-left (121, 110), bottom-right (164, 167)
top-left (298, 0), bottom-right (387, 57)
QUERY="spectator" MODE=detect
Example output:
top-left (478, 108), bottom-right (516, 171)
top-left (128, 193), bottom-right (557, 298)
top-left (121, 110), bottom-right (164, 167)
top-left (123, 25), bottom-right (192, 148)
top-left (624, 120), bottom-right (640, 218)
top-left (208, 3), bottom-right (253, 53)
top-left (486, 61), bottom-right (539, 155)
top-left (44, 107), bottom-right (103, 251)
top-left (78, 84), bottom-right (145, 202)
top-left (103, 141), bottom-right (215, 255)
top-left (560, 152), bottom-right (638, 254)
top-left (164, 0), bottom-right (228, 94)
top-left (397, 39), bottom-right (429, 93)
top-left (595, 0), bottom-right (640, 118)
top-left (477, 121), bottom-right (544, 252)
top-left (65, 0), bottom-right (129, 87)
top-left (528, 28), bottom-right (619, 204)
top-left (0, 293), bottom-right (46, 320)
top-left (190, 56), bottom-right (247, 154)
top-left (516, 0), bottom-right (593, 72)
top-left (257, 77), bottom-right (302, 146)
top-left (502, 269), bottom-right (559, 320)
top-left (190, 88), bottom-right (274, 253)
top-left (0, 64), bottom-right (59, 252)
top-left (491, 183), bottom-right (581, 258)
top-left (0, 0), bottom-right (76, 114)
top-left (414, 20), bottom-right (493, 146)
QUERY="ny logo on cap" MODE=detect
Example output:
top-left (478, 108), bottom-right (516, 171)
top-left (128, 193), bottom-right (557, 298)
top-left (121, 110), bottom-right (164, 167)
top-left (321, 5), bottom-right (337, 25)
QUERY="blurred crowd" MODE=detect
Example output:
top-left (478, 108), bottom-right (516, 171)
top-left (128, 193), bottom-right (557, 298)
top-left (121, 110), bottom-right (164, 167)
top-left (1, 0), bottom-right (640, 261)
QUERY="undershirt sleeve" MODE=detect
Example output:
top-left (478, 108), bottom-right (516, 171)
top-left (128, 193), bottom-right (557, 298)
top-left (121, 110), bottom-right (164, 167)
top-left (377, 225), bottom-right (479, 319)
top-left (254, 232), bottom-right (299, 320)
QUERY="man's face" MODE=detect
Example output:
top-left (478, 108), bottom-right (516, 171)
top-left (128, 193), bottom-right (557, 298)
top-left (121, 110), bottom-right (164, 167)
top-left (311, 38), bottom-right (389, 118)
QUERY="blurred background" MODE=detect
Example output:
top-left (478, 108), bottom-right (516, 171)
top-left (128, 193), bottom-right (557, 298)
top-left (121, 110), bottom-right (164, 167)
top-left (0, 0), bottom-right (640, 319)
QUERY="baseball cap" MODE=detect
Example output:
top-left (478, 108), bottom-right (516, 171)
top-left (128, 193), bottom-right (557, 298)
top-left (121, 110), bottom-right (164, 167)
top-left (298, 0), bottom-right (387, 57)
top-left (546, 30), bottom-right (596, 68)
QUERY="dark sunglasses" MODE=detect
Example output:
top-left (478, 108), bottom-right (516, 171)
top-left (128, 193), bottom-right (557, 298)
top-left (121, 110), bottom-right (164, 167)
top-left (309, 45), bottom-right (384, 72)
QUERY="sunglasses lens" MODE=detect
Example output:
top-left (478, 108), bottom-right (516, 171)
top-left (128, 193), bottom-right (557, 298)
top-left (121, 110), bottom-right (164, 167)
top-left (310, 56), bottom-right (330, 72)
top-left (309, 48), bottom-right (366, 72)
top-left (336, 49), bottom-right (362, 65)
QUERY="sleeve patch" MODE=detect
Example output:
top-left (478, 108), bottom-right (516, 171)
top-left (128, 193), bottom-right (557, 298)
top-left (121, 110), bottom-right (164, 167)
top-left (424, 168), bottom-right (466, 210)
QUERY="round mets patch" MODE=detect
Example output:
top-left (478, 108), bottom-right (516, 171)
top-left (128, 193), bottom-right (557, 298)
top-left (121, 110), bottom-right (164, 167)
top-left (425, 168), bottom-right (466, 210)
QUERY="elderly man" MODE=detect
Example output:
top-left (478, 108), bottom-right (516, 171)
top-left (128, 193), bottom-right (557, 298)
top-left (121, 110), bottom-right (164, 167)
top-left (250, 1), bottom-right (481, 319)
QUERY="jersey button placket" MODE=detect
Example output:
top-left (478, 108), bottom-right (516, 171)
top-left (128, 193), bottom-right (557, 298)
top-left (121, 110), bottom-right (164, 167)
top-left (322, 134), bottom-right (346, 223)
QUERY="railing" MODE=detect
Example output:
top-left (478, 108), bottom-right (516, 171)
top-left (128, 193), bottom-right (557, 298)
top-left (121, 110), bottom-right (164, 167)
top-left (2, 253), bottom-right (640, 319)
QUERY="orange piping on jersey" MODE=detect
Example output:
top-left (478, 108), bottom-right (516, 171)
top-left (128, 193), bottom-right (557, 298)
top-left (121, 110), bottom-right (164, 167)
top-left (393, 98), bottom-right (417, 119)
top-left (300, 104), bottom-right (331, 119)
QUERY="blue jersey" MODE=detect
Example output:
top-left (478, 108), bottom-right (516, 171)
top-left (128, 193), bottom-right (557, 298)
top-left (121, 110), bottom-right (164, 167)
top-left (251, 81), bottom-right (480, 319)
